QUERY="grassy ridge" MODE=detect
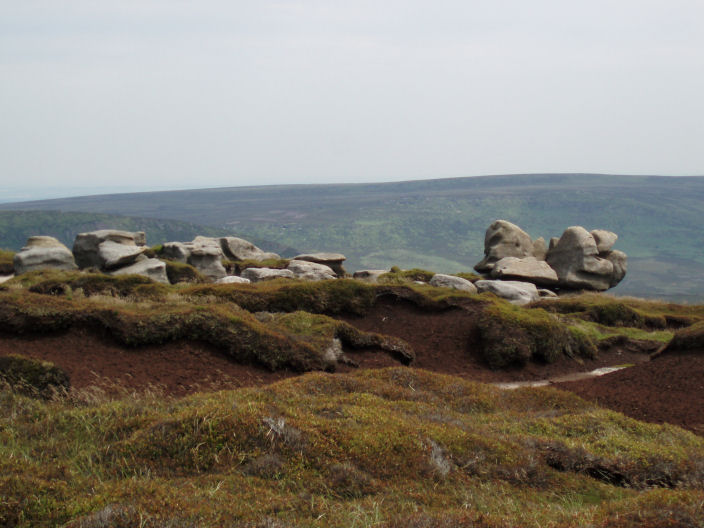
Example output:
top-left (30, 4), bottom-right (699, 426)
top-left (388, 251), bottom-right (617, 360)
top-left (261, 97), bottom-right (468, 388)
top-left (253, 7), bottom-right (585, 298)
top-left (2, 368), bottom-right (703, 527)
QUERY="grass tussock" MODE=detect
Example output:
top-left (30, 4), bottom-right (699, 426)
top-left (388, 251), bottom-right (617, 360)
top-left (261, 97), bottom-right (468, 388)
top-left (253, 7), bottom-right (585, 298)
top-left (660, 321), bottom-right (704, 354)
top-left (0, 354), bottom-right (70, 398)
top-left (0, 249), bottom-right (14, 274)
top-left (225, 258), bottom-right (291, 275)
top-left (165, 261), bottom-right (207, 284)
top-left (378, 267), bottom-right (436, 285)
top-left (2, 368), bottom-right (703, 526)
top-left (20, 269), bottom-right (169, 299)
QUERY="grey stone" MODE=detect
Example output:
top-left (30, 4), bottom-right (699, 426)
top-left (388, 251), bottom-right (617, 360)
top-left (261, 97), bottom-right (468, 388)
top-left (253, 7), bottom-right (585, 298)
top-left (219, 237), bottom-right (280, 261)
top-left (605, 250), bottom-right (628, 287)
top-left (98, 240), bottom-right (146, 270)
top-left (474, 220), bottom-right (535, 272)
top-left (287, 259), bottom-right (336, 281)
top-left (475, 280), bottom-right (540, 306)
top-left (538, 289), bottom-right (558, 298)
top-left (546, 226), bottom-right (615, 291)
top-left (73, 230), bottom-right (142, 269)
top-left (352, 269), bottom-right (388, 283)
top-left (591, 230), bottom-right (618, 253)
top-left (110, 258), bottom-right (169, 284)
top-left (241, 267), bottom-right (295, 282)
top-left (293, 253), bottom-right (347, 277)
top-left (14, 236), bottom-right (77, 274)
top-left (215, 276), bottom-right (251, 284)
top-left (490, 256), bottom-right (559, 286)
top-left (429, 274), bottom-right (477, 293)
top-left (532, 237), bottom-right (548, 261)
top-left (549, 237), bottom-right (560, 250)
top-left (187, 239), bottom-right (226, 281)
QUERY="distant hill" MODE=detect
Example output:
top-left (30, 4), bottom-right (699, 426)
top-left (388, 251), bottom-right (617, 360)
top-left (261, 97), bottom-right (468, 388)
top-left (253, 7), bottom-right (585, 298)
top-left (2, 173), bottom-right (703, 301)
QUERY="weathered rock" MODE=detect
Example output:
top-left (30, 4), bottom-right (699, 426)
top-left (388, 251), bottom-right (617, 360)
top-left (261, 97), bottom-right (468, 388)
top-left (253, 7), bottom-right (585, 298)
top-left (490, 256), bottom-right (558, 286)
top-left (546, 226), bottom-right (616, 291)
top-left (187, 240), bottom-right (227, 281)
top-left (98, 240), bottom-right (146, 270)
top-left (293, 253), bottom-right (347, 277)
top-left (475, 280), bottom-right (539, 306)
top-left (241, 267), bottom-right (295, 282)
top-left (532, 237), bottom-right (548, 261)
top-left (219, 237), bottom-right (280, 262)
top-left (429, 274), bottom-right (477, 293)
top-left (605, 250), bottom-right (628, 287)
top-left (110, 257), bottom-right (168, 284)
top-left (549, 237), bottom-right (560, 250)
top-left (215, 276), bottom-right (251, 284)
top-left (161, 242), bottom-right (190, 263)
top-left (287, 260), bottom-right (336, 281)
top-left (73, 230), bottom-right (143, 269)
top-left (591, 230), bottom-right (618, 253)
top-left (14, 236), bottom-right (77, 274)
top-left (538, 289), bottom-right (558, 298)
top-left (352, 269), bottom-right (388, 283)
top-left (475, 220), bottom-right (535, 272)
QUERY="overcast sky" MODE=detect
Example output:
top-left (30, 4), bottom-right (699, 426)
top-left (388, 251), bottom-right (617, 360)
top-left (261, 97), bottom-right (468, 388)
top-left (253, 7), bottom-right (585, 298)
top-left (1, 1), bottom-right (703, 200)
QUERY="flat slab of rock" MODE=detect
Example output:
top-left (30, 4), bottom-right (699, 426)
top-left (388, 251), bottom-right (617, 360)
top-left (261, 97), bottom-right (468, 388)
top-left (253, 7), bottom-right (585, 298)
top-left (475, 220), bottom-right (535, 272)
top-left (98, 240), bottom-right (146, 270)
top-left (14, 236), bottom-right (77, 275)
top-left (110, 258), bottom-right (168, 284)
top-left (429, 274), bottom-right (477, 293)
top-left (293, 253), bottom-right (346, 276)
top-left (352, 270), bottom-right (388, 283)
top-left (215, 276), bottom-right (251, 284)
top-left (546, 226), bottom-right (616, 291)
top-left (287, 260), bottom-right (336, 281)
top-left (475, 280), bottom-right (539, 305)
top-left (490, 256), bottom-right (558, 286)
top-left (220, 237), bottom-right (279, 261)
top-left (73, 230), bottom-right (145, 269)
top-left (241, 267), bottom-right (295, 282)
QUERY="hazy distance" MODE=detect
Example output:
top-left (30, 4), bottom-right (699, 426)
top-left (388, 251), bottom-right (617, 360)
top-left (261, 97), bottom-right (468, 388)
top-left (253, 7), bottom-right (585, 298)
top-left (1, 1), bottom-right (703, 201)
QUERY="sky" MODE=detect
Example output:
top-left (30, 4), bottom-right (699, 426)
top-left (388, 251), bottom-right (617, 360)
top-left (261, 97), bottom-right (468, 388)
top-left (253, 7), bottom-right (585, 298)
top-left (1, 0), bottom-right (703, 201)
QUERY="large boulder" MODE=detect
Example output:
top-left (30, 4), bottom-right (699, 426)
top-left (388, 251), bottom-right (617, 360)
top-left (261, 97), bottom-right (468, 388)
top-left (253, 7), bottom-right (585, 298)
top-left (287, 260), bottom-right (336, 281)
top-left (219, 237), bottom-right (279, 262)
top-left (546, 226), bottom-right (620, 291)
top-left (590, 230), bottom-right (618, 253)
top-left (475, 220), bottom-right (535, 272)
top-left (293, 253), bottom-right (347, 277)
top-left (429, 274), bottom-right (477, 293)
top-left (187, 237), bottom-right (227, 281)
top-left (490, 256), bottom-right (558, 286)
top-left (97, 240), bottom-right (147, 270)
top-left (110, 257), bottom-right (169, 284)
top-left (241, 267), bottom-right (295, 282)
top-left (13, 236), bottom-right (77, 275)
top-left (161, 241), bottom-right (190, 263)
top-left (73, 230), bottom-right (145, 269)
top-left (475, 280), bottom-right (540, 306)
top-left (605, 249), bottom-right (628, 287)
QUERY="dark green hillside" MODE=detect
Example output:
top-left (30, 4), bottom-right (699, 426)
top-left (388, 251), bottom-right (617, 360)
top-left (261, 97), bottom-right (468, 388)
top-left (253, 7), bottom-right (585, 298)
top-left (2, 174), bottom-right (703, 300)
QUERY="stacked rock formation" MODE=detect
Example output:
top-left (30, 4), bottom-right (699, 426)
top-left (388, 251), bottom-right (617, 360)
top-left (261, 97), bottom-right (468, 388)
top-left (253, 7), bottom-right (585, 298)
top-left (473, 220), bottom-right (627, 298)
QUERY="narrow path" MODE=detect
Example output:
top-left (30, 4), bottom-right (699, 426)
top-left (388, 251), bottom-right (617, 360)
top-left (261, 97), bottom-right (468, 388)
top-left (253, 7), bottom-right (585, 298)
top-left (493, 366), bottom-right (629, 389)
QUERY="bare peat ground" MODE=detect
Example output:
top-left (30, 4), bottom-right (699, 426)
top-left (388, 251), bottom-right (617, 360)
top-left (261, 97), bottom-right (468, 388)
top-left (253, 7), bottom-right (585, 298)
top-left (1, 295), bottom-right (700, 435)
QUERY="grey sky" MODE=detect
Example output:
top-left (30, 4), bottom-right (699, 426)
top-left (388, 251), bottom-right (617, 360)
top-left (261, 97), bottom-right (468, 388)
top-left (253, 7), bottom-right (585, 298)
top-left (1, 1), bottom-right (703, 200)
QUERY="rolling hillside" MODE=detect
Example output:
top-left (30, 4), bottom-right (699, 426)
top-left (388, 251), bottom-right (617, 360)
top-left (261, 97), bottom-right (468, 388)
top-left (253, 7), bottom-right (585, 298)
top-left (2, 174), bottom-right (703, 301)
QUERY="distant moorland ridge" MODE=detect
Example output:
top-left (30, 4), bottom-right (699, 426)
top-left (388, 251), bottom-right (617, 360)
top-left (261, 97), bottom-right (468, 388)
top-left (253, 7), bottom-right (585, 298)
top-left (1, 173), bottom-right (703, 301)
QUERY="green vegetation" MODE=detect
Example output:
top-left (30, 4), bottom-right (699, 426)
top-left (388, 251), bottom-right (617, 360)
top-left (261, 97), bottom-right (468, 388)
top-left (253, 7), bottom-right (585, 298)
top-left (0, 354), bottom-right (69, 398)
top-left (2, 368), bottom-right (703, 526)
top-left (663, 322), bottom-right (704, 353)
top-left (164, 261), bottom-right (207, 284)
top-left (0, 249), bottom-right (14, 274)
top-left (378, 267), bottom-right (436, 284)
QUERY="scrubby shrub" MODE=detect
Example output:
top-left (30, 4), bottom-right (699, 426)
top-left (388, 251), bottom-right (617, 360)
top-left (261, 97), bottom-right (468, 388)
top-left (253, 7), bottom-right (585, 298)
top-left (27, 270), bottom-right (169, 299)
top-left (165, 261), bottom-right (206, 284)
top-left (0, 249), bottom-right (14, 275)
top-left (0, 354), bottom-right (70, 398)
top-left (378, 268), bottom-right (436, 285)
top-left (326, 463), bottom-right (378, 498)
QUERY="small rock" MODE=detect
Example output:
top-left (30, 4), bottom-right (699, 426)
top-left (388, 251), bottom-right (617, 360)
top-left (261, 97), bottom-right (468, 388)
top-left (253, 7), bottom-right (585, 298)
top-left (13, 236), bottom-right (77, 275)
top-left (220, 237), bottom-right (280, 261)
top-left (187, 238), bottom-right (227, 281)
top-left (73, 230), bottom-right (144, 269)
top-left (111, 258), bottom-right (169, 284)
top-left (590, 229), bottom-right (618, 253)
top-left (474, 220), bottom-right (535, 272)
top-left (215, 276), bottom-right (251, 284)
top-left (429, 274), bottom-right (477, 293)
top-left (161, 241), bottom-right (191, 263)
top-left (546, 226), bottom-right (616, 291)
top-left (98, 240), bottom-right (146, 270)
top-left (475, 280), bottom-right (540, 305)
top-left (352, 270), bottom-right (388, 283)
top-left (490, 256), bottom-right (558, 286)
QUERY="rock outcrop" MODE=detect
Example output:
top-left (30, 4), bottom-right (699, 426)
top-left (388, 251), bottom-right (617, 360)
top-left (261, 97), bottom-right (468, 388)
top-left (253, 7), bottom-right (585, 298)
top-left (293, 253), bottom-right (347, 277)
top-left (241, 267), bottom-right (295, 282)
top-left (474, 220), bottom-right (534, 273)
top-left (490, 257), bottom-right (558, 286)
top-left (429, 274), bottom-right (477, 293)
top-left (110, 256), bottom-right (169, 284)
top-left (13, 236), bottom-right (77, 274)
top-left (220, 237), bottom-right (280, 262)
top-left (475, 280), bottom-right (539, 306)
top-left (287, 260), bottom-right (337, 281)
top-left (73, 230), bottom-right (145, 269)
top-left (546, 227), bottom-right (621, 291)
top-left (186, 237), bottom-right (227, 281)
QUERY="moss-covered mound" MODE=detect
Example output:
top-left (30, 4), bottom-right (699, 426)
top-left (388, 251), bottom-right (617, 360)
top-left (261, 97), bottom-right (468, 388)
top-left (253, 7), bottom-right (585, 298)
top-left (0, 249), bottom-right (14, 275)
top-left (0, 354), bottom-right (69, 398)
top-left (164, 261), bottom-right (206, 284)
top-left (2, 368), bottom-right (703, 527)
top-left (661, 322), bottom-right (704, 354)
